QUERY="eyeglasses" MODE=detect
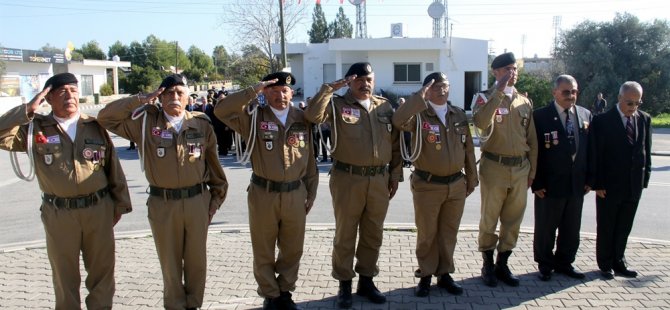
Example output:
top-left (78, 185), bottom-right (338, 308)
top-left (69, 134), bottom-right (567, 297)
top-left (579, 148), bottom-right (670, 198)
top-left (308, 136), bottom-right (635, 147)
top-left (560, 89), bottom-right (578, 96)
top-left (625, 100), bottom-right (643, 107)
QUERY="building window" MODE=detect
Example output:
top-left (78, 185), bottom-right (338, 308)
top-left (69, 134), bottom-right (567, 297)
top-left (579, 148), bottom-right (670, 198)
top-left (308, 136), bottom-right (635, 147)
top-left (394, 63), bottom-right (421, 83)
top-left (80, 75), bottom-right (94, 96)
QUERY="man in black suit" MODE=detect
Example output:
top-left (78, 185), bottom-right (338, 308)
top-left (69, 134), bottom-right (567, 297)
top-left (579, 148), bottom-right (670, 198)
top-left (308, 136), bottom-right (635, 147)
top-left (532, 75), bottom-right (592, 281)
top-left (589, 81), bottom-right (652, 279)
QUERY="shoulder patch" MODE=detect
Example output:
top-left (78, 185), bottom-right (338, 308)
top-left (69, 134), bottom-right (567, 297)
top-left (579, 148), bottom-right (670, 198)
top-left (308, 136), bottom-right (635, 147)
top-left (473, 93), bottom-right (488, 107)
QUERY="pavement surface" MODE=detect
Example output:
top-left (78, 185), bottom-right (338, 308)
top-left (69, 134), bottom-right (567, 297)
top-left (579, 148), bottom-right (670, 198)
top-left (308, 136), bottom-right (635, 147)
top-left (1, 226), bottom-right (669, 309)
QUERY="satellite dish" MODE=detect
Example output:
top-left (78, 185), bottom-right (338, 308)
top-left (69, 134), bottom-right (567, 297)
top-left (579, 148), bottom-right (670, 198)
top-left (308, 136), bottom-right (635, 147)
top-left (349, 0), bottom-right (363, 5)
top-left (427, 2), bottom-right (445, 19)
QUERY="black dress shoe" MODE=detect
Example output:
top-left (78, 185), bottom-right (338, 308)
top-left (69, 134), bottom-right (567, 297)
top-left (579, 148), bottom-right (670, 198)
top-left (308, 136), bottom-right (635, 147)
top-left (555, 266), bottom-right (585, 279)
top-left (263, 297), bottom-right (278, 310)
top-left (337, 280), bottom-right (352, 309)
top-left (356, 276), bottom-right (386, 304)
top-left (414, 276), bottom-right (431, 297)
top-left (613, 266), bottom-right (638, 278)
top-left (538, 269), bottom-right (552, 281)
top-left (279, 291), bottom-right (301, 310)
top-left (437, 274), bottom-right (463, 295)
top-left (600, 269), bottom-right (614, 280)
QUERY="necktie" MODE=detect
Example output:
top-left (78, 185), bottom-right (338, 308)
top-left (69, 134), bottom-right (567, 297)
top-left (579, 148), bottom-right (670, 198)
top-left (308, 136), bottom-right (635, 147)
top-left (565, 110), bottom-right (576, 155)
top-left (626, 116), bottom-right (635, 145)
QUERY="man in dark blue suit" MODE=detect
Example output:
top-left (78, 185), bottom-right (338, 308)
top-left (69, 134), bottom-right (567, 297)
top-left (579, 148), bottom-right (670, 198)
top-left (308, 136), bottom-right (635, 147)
top-left (532, 75), bottom-right (592, 281)
top-left (590, 81), bottom-right (652, 279)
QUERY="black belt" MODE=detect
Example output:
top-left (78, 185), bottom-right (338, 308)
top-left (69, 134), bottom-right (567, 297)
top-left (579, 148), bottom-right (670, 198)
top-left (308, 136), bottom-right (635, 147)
top-left (43, 187), bottom-right (109, 209)
top-left (482, 151), bottom-right (525, 167)
top-left (333, 161), bottom-right (387, 177)
top-left (251, 174), bottom-right (302, 192)
top-left (149, 183), bottom-right (204, 200)
top-left (414, 169), bottom-right (464, 185)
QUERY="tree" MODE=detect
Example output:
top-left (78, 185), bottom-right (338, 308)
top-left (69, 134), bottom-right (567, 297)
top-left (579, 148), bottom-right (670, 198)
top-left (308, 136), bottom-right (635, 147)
top-left (220, 0), bottom-right (306, 72)
top-left (108, 40), bottom-right (129, 60)
top-left (515, 71), bottom-right (553, 109)
top-left (308, 3), bottom-right (329, 43)
top-left (328, 7), bottom-right (354, 39)
top-left (40, 43), bottom-right (64, 54)
top-left (556, 13), bottom-right (670, 114)
top-left (212, 45), bottom-right (232, 79)
top-left (77, 40), bottom-right (106, 60)
top-left (183, 46), bottom-right (214, 82)
top-left (230, 45), bottom-right (270, 88)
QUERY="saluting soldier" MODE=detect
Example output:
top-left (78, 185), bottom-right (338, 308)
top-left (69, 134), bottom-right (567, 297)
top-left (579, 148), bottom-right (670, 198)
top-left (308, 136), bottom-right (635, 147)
top-left (0, 73), bottom-right (132, 309)
top-left (97, 74), bottom-right (228, 310)
top-left (304, 62), bottom-right (403, 308)
top-left (472, 52), bottom-right (538, 287)
top-left (214, 72), bottom-right (318, 310)
top-left (392, 72), bottom-right (478, 297)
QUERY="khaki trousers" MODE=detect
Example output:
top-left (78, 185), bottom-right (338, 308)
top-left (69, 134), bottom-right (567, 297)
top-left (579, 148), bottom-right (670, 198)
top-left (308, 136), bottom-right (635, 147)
top-left (411, 174), bottom-right (467, 277)
top-left (248, 183), bottom-right (307, 298)
top-left (478, 157), bottom-right (530, 252)
top-left (147, 191), bottom-right (210, 310)
top-left (41, 196), bottom-right (116, 310)
top-left (330, 168), bottom-right (390, 280)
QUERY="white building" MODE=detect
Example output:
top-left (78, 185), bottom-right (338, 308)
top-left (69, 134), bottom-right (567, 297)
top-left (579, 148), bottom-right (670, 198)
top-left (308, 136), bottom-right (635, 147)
top-left (279, 37), bottom-right (489, 110)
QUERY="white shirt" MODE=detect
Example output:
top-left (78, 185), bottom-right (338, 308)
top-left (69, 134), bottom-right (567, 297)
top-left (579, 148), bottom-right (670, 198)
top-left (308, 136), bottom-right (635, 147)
top-left (428, 100), bottom-right (449, 126)
top-left (164, 111), bottom-right (185, 133)
top-left (270, 105), bottom-right (289, 125)
top-left (53, 113), bottom-right (80, 141)
top-left (356, 98), bottom-right (371, 111)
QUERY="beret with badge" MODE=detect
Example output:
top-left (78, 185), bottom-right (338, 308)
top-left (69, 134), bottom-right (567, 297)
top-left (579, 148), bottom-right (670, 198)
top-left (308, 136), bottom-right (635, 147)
top-left (345, 62), bottom-right (374, 78)
top-left (491, 52), bottom-right (516, 70)
top-left (423, 72), bottom-right (448, 86)
top-left (43, 73), bottom-right (78, 91)
top-left (262, 71), bottom-right (296, 87)
top-left (159, 74), bottom-right (188, 89)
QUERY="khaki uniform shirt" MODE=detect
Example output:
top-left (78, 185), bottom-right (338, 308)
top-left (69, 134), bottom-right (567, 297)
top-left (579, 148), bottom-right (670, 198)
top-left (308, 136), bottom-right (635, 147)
top-left (214, 87), bottom-right (318, 202)
top-left (472, 87), bottom-right (538, 178)
top-left (304, 84), bottom-right (403, 181)
top-left (0, 105), bottom-right (132, 214)
top-left (97, 96), bottom-right (228, 209)
top-left (393, 93), bottom-right (478, 189)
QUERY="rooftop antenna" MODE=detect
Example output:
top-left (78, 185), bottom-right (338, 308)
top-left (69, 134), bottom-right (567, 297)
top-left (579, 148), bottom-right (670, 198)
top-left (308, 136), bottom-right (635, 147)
top-left (427, 0), bottom-right (446, 38)
top-left (349, 0), bottom-right (367, 38)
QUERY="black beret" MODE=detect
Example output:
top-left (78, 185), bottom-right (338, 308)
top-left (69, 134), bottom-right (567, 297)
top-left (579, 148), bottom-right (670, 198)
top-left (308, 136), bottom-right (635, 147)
top-left (262, 71), bottom-right (296, 87)
top-left (345, 62), bottom-right (373, 78)
top-left (159, 74), bottom-right (188, 89)
top-left (44, 73), bottom-right (78, 91)
top-left (189, 93), bottom-right (198, 98)
top-left (491, 52), bottom-right (516, 70)
top-left (423, 72), bottom-right (448, 86)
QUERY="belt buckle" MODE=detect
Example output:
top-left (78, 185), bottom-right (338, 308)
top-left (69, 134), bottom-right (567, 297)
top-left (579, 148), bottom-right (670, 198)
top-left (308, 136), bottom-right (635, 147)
top-left (368, 167), bottom-right (376, 176)
top-left (279, 183), bottom-right (289, 192)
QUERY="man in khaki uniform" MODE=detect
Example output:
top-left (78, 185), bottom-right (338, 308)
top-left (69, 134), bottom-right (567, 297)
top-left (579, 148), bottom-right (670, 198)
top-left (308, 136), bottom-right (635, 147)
top-left (472, 52), bottom-right (538, 287)
top-left (304, 62), bottom-right (403, 308)
top-left (392, 72), bottom-right (478, 297)
top-left (0, 73), bottom-right (132, 309)
top-left (215, 72), bottom-right (318, 310)
top-left (98, 74), bottom-right (228, 310)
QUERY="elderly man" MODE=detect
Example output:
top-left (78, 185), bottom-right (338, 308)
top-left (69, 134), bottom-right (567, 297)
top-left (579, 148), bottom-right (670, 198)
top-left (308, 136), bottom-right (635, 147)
top-left (393, 72), bottom-right (478, 297)
top-left (472, 52), bottom-right (538, 287)
top-left (590, 81), bottom-right (651, 280)
top-left (532, 75), bottom-right (592, 281)
top-left (305, 62), bottom-right (403, 308)
top-left (0, 73), bottom-right (132, 309)
top-left (215, 72), bottom-right (318, 310)
top-left (98, 74), bottom-right (228, 309)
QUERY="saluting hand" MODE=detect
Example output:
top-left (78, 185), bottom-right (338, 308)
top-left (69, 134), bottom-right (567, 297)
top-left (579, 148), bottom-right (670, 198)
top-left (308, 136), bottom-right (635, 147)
top-left (418, 79), bottom-right (434, 100)
top-left (496, 71), bottom-right (513, 92)
top-left (329, 75), bottom-right (356, 91)
top-left (138, 87), bottom-right (165, 104)
top-left (253, 79), bottom-right (279, 94)
top-left (26, 86), bottom-right (51, 115)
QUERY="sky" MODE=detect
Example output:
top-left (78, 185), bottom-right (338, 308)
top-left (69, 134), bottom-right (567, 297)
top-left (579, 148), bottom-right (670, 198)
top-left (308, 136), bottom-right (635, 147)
top-left (0, 0), bottom-right (668, 60)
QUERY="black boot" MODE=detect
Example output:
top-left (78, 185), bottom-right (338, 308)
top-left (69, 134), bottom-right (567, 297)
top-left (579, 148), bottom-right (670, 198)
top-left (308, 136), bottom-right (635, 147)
top-left (495, 251), bottom-right (520, 287)
top-left (437, 274), bottom-right (463, 295)
top-left (263, 297), bottom-right (278, 310)
top-left (336, 280), bottom-right (352, 309)
top-left (356, 276), bottom-right (386, 304)
top-left (481, 250), bottom-right (498, 287)
top-left (279, 291), bottom-right (301, 310)
top-left (414, 276), bottom-right (431, 297)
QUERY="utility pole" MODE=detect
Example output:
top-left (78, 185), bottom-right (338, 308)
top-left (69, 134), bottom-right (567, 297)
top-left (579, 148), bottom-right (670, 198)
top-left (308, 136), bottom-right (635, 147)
top-left (279, 0), bottom-right (287, 70)
top-left (175, 41), bottom-right (179, 74)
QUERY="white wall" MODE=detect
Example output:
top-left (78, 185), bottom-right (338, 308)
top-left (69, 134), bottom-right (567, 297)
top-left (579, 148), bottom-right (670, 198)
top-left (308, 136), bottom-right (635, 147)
top-left (68, 63), bottom-right (108, 96)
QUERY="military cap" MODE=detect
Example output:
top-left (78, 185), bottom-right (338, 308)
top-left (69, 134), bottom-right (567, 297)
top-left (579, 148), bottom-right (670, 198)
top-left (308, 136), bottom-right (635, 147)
top-left (43, 73), bottom-right (78, 91)
top-left (491, 52), bottom-right (516, 70)
top-left (159, 74), bottom-right (188, 89)
top-left (189, 93), bottom-right (198, 99)
top-left (423, 72), bottom-right (448, 86)
top-left (345, 62), bottom-right (373, 78)
top-left (262, 71), bottom-right (296, 87)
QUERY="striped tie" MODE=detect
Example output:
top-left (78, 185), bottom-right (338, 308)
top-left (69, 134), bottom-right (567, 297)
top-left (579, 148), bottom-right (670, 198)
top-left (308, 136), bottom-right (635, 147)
top-left (626, 116), bottom-right (635, 145)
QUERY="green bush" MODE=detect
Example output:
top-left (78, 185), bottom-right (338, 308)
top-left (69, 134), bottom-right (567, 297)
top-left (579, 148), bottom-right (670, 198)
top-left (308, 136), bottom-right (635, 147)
top-left (99, 83), bottom-right (114, 96)
top-left (652, 113), bottom-right (670, 128)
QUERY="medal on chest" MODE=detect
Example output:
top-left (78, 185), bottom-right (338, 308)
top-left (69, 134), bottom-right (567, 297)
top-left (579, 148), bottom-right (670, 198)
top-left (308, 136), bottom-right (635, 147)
top-left (157, 147), bottom-right (165, 158)
top-left (544, 133), bottom-right (551, 149)
top-left (44, 154), bottom-right (53, 165)
top-left (551, 131), bottom-right (559, 145)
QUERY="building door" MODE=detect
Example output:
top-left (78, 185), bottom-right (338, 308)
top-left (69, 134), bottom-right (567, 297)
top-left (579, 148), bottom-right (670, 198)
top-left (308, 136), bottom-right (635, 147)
top-left (80, 75), bottom-right (94, 96)
top-left (464, 71), bottom-right (481, 111)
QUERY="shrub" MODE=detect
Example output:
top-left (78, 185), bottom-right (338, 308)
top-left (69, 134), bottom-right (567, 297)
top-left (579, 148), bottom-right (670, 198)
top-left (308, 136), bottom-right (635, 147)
top-left (99, 83), bottom-right (114, 96)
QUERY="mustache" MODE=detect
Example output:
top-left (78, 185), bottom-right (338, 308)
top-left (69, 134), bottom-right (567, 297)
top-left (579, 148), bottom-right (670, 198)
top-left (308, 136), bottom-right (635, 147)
top-left (166, 100), bottom-right (181, 106)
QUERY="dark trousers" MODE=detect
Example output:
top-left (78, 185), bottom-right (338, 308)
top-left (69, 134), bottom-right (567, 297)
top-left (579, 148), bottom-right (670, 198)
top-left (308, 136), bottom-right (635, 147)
top-left (596, 194), bottom-right (640, 271)
top-left (533, 195), bottom-right (584, 270)
top-left (320, 130), bottom-right (331, 160)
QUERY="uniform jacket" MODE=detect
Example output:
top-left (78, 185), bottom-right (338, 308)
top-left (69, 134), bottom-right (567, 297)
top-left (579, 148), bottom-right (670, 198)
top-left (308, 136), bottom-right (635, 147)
top-left (472, 86), bottom-right (538, 178)
top-left (392, 93), bottom-right (478, 189)
top-left (0, 105), bottom-right (132, 214)
top-left (214, 87), bottom-right (318, 203)
top-left (532, 102), bottom-right (592, 197)
top-left (304, 84), bottom-right (403, 182)
top-left (589, 106), bottom-right (652, 199)
top-left (97, 96), bottom-right (228, 210)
